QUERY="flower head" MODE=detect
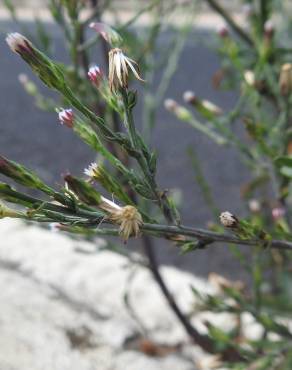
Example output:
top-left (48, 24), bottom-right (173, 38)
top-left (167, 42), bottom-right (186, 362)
top-left (84, 162), bottom-right (98, 178)
top-left (264, 20), bottom-right (274, 38)
top-left (6, 32), bottom-right (33, 54)
top-left (220, 211), bottom-right (238, 228)
top-left (183, 91), bottom-right (197, 104)
top-left (108, 48), bottom-right (144, 92)
top-left (58, 109), bottom-right (74, 128)
top-left (99, 197), bottom-right (143, 241)
top-left (88, 65), bottom-right (103, 87)
top-left (164, 98), bottom-right (178, 112)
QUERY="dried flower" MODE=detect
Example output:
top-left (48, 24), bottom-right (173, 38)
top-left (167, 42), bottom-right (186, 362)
top-left (58, 109), bottom-right (74, 128)
top-left (89, 22), bottom-right (122, 47)
top-left (88, 65), bottom-right (103, 87)
top-left (6, 32), bottom-right (33, 54)
top-left (99, 197), bottom-right (143, 240)
top-left (220, 211), bottom-right (239, 228)
top-left (108, 48), bottom-right (144, 92)
top-left (279, 63), bottom-right (292, 96)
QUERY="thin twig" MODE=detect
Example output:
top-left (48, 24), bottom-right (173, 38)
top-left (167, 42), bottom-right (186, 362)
top-left (204, 0), bottom-right (254, 46)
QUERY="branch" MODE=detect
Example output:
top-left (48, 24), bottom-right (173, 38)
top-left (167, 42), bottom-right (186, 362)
top-left (142, 223), bottom-right (292, 251)
top-left (204, 0), bottom-right (254, 47)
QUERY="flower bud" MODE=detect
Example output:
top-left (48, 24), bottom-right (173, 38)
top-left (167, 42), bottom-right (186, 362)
top-left (7, 32), bottom-right (67, 91)
top-left (6, 32), bottom-right (33, 55)
top-left (264, 20), bottom-right (274, 39)
top-left (89, 22), bottom-right (122, 47)
top-left (279, 63), bottom-right (292, 96)
top-left (183, 91), bottom-right (197, 104)
top-left (272, 207), bottom-right (285, 221)
top-left (0, 201), bottom-right (23, 219)
top-left (164, 98), bottom-right (178, 112)
top-left (0, 156), bottom-right (53, 194)
top-left (84, 163), bottom-right (131, 204)
top-left (18, 73), bottom-right (38, 95)
top-left (248, 199), bottom-right (261, 213)
top-left (220, 211), bottom-right (239, 228)
top-left (88, 65), bottom-right (103, 87)
top-left (64, 174), bottom-right (101, 206)
top-left (217, 25), bottom-right (229, 38)
top-left (244, 70), bottom-right (255, 87)
top-left (58, 109), bottom-right (74, 128)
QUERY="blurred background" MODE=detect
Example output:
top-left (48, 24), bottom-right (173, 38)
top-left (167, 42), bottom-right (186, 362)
top-left (0, 0), bottom-right (249, 279)
top-left (0, 2), bottom-right (259, 369)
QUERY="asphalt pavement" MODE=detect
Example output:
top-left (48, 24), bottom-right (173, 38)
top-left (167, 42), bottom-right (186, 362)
top-left (0, 21), bottom-right (250, 280)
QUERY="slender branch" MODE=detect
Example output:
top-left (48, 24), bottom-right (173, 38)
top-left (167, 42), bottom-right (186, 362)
top-left (204, 0), bottom-right (254, 47)
top-left (142, 223), bottom-right (292, 251)
top-left (141, 234), bottom-right (245, 362)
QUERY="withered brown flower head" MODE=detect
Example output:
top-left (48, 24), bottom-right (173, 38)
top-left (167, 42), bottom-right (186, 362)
top-left (108, 48), bottom-right (144, 92)
top-left (99, 197), bottom-right (143, 241)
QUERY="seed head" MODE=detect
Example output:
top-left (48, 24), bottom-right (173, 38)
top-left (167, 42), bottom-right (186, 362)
top-left (99, 197), bottom-right (142, 241)
top-left (88, 65), bottom-right (103, 87)
top-left (220, 211), bottom-right (238, 228)
top-left (110, 205), bottom-right (143, 241)
top-left (58, 109), bottom-right (74, 128)
top-left (108, 48), bottom-right (144, 92)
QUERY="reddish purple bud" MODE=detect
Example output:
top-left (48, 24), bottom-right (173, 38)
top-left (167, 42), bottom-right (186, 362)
top-left (88, 65), bottom-right (103, 87)
top-left (272, 207), bottom-right (285, 221)
top-left (58, 109), bottom-right (74, 128)
top-left (217, 25), bottom-right (229, 38)
top-left (6, 33), bottom-right (34, 55)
